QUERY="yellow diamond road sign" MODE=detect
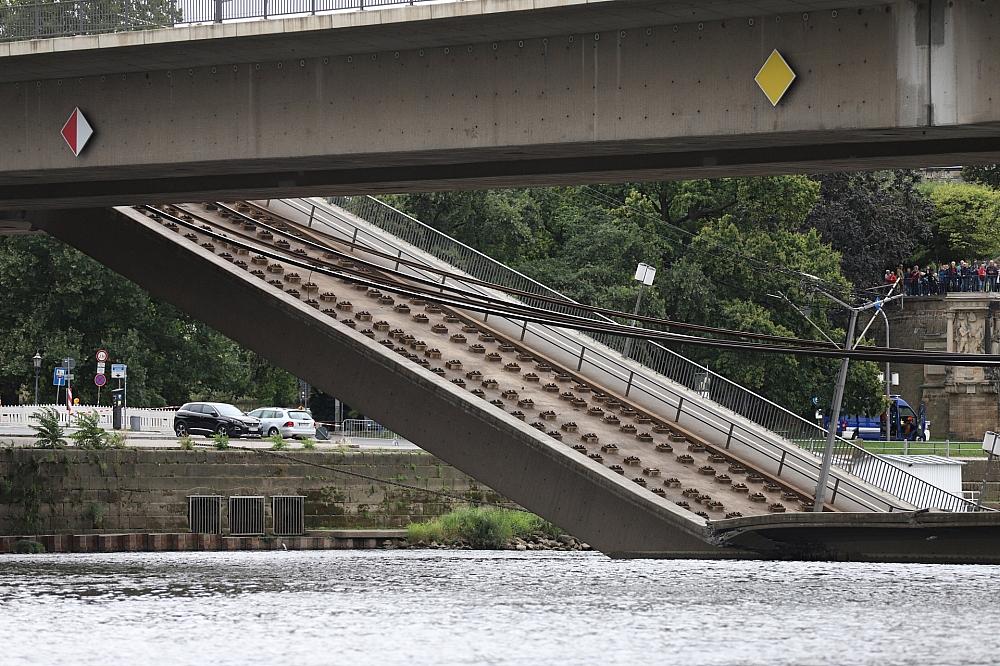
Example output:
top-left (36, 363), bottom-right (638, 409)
top-left (755, 49), bottom-right (796, 107)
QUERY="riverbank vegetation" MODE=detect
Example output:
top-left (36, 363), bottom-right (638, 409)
top-left (406, 507), bottom-right (569, 550)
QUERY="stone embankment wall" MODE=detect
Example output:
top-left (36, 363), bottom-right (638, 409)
top-left (0, 448), bottom-right (504, 535)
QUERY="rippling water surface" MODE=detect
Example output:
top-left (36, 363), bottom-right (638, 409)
top-left (1, 550), bottom-right (998, 665)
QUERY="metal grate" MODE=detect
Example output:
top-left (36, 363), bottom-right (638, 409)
top-left (272, 496), bottom-right (306, 536)
top-left (188, 495), bottom-right (223, 534)
top-left (228, 496), bottom-right (265, 536)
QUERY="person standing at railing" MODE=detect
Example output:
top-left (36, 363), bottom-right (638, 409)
top-left (924, 266), bottom-right (938, 295)
top-left (988, 260), bottom-right (999, 292)
top-left (907, 265), bottom-right (922, 296)
top-left (963, 260), bottom-right (976, 292)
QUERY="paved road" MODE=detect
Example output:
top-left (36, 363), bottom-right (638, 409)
top-left (0, 428), bottom-right (420, 450)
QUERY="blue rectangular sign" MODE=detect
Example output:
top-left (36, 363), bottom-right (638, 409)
top-left (52, 367), bottom-right (67, 387)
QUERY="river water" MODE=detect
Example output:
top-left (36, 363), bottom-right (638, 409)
top-left (1, 550), bottom-right (997, 665)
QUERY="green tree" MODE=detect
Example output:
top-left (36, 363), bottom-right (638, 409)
top-left (920, 182), bottom-right (1000, 260)
top-left (0, 235), bottom-right (297, 408)
top-left (805, 171), bottom-right (933, 288)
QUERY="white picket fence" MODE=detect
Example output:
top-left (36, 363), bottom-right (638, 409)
top-left (0, 404), bottom-right (176, 432)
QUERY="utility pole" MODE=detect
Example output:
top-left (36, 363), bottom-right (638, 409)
top-left (775, 277), bottom-right (902, 512)
top-left (813, 308), bottom-right (858, 512)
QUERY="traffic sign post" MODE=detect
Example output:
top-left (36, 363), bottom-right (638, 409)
top-left (53, 367), bottom-right (66, 404)
top-left (62, 357), bottom-right (75, 410)
top-left (96, 349), bottom-right (109, 363)
top-left (95, 373), bottom-right (107, 404)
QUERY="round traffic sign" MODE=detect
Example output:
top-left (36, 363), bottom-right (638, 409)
top-left (96, 349), bottom-right (109, 363)
top-left (94, 374), bottom-right (107, 387)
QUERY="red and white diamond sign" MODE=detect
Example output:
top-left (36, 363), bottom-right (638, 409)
top-left (60, 107), bottom-right (94, 157)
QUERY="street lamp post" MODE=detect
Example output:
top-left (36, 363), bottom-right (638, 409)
top-left (878, 307), bottom-right (891, 441)
top-left (623, 262), bottom-right (656, 359)
top-left (32, 352), bottom-right (41, 405)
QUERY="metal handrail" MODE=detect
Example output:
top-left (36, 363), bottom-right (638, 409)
top-left (312, 194), bottom-right (983, 513)
top-left (0, 0), bottom-right (442, 43)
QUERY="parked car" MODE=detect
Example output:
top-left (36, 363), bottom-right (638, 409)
top-left (173, 402), bottom-right (261, 438)
top-left (246, 407), bottom-right (316, 439)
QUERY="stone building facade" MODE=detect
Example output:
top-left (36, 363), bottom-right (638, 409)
top-left (888, 293), bottom-right (1000, 440)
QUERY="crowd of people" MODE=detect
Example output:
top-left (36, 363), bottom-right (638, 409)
top-left (884, 261), bottom-right (1000, 296)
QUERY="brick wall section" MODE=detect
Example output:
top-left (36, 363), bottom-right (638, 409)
top-left (0, 448), bottom-right (506, 535)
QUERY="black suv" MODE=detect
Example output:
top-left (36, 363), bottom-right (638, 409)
top-left (174, 402), bottom-right (261, 438)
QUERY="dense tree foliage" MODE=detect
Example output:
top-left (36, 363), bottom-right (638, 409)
top-left (0, 0), bottom-right (179, 41)
top-left (387, 176), bottom-right (890, 418)
top-left (4, 168), bottom-right (977, 424)
top-left (918, 182), bottom-right (1000, 261)
top-left (961, 164), bottom-right (1000, 190)
top-left (0, 235), bottom-right (296, 408)
top-left (805, 171), bottom-right (933, 288)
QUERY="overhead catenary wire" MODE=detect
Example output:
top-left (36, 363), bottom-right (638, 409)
top-left (227, 202), bottom-right (997, 368)
top-left (218, 201), bottom-right (842, 350)
top-left (143, 204), bottom-right (1000, 367)
top-left (151, 203), bottom-right (1000, 366)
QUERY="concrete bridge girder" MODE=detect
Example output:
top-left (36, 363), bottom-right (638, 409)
top-left (0, 1), bottom-right (999, 207)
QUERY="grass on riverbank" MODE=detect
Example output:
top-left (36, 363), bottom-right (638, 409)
top-left (407, 507), bottom-right (561, 549)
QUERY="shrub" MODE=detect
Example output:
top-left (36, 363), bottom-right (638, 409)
top-left (70, 411), bottom-right (110, 449)
top-left (269, 433), bottom-right (286, 450)
top-left (212, 432), bottom-right (230, 450)
top-left (30, 407), bottom-right (66, 449)
top-left (406, 521), bottom-right (444, 544)
top-left (13, 540), bottom-right (45, 554)
top-left (301, 437), bottom-right (316, 450)
top-left (107, 432), bottom-right (126, 449)
top-left (178, 435), bottom-right (194, 450)
top-left (406, 508), bottom-right (559, 549)
top-left (86, 503), bottom-right (106, 529)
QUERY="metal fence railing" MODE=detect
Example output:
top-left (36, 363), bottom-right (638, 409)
top-left (298, 195), bottom-right (985, 513)
top-left (0, 0), bottom-right (442, 42)
top-left (0, 403), bottom-right (174, 431)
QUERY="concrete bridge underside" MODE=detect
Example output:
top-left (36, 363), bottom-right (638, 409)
top-left (3, 0), bottom-right (1000, 207)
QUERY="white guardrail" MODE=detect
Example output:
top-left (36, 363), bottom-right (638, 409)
top-left (0, 404), bottom-right (175, 431)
